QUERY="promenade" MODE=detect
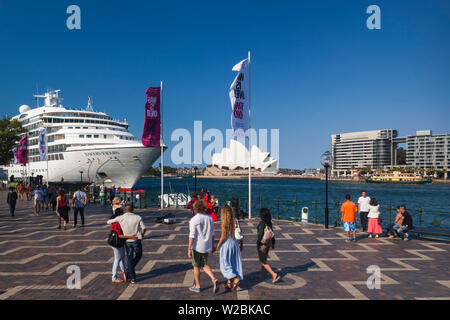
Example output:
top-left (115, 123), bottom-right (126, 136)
top-left (0, 191), bottom-right (449, 300)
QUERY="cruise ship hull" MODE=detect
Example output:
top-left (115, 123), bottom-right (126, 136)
top-left (6, 144), bottom-right (163, 188)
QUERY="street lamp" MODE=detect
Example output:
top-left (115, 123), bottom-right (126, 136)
top-left (79, 170), bottom-right (84, 184)
top-left (320, 151), bottom-right (333, 229)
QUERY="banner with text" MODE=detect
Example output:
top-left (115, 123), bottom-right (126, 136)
top-left (38, 128), bottom-right (47, 161)
top-left (17, 135), bottom-right (28, 164)
top-left (229, 58), bottom-right (249, 137)
top-left (13, 147), bottom-right (18, 165)
top-left (142, 87), bottom-right (161, 148)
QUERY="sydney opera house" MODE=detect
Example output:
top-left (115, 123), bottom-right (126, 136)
top-left (204, 140), bottom-right (278, 176)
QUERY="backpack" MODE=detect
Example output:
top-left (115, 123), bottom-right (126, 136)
top-left (107, 222), bottom-right (125, 248)
top-left (261, 224), bottom-right (274, 245)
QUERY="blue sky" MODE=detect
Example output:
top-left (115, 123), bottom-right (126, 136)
top-left (1, 0), bottom-right (449, 169)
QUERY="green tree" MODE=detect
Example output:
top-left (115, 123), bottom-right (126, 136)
top-left (397, 147), bottom-right (406, 165)
top-left (0, 116), bottom-right (26, 166)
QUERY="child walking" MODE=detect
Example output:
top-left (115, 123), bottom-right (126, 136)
top-left (341, 194), bottom-right (357, 242)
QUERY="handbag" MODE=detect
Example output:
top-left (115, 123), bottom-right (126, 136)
top-left (107, 223), bottom-right (125, 248)
top-left (261, 225), bottom-right (274, 244)
top-left (234, 219), bottom-right (244, 240)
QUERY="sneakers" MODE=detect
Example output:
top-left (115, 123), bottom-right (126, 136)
top-left (352, 238), bottom-right (357, 242)
top-left (368, 234), bottom-right (372, 238)
top-left (345, 238), bottom-right (351, 242)
top-left (189, 285), bottom-right (200, 293)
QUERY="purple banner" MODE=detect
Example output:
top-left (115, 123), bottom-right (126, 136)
top-left (141, 87), bottom-right (161, 148)
top-left (17, 135), bottom-right (28, 164)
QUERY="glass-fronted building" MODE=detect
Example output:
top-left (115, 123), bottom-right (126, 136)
top-left (406, 130), bottom-right (450, 171)
top-left (331, 129), bottom-right (398, 174)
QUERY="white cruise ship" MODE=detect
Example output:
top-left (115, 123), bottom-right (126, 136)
top-left (5, 90), bottom-right (164, 188)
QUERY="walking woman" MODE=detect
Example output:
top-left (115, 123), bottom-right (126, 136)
top-left (257, 208), bottom-right (280, 283)
top-left (108, 206), bottom-right (132, 283)
top-left (367, 198), bottom-right (383, 238)
top-left (216, 205), bottom-right (243, 291)
top-left (55, 190), bottom-right (70, 230)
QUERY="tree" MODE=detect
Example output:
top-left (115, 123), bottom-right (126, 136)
top-left (397, 147), bottom-right (406, 165)
top-left (0, 116), bottom-right (26, 166)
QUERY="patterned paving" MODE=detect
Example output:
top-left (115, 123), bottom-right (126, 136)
top-left (0, 192), bottom-right (449, 300)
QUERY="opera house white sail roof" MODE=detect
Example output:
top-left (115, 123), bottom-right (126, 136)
top-left (211, 139), bottom-right (278, 173)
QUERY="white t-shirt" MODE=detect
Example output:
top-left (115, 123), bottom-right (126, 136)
top-left (34, 190), bottom-right (43, 201)
top-left (73, 191), bottom-right (87, 208)
top-left (189, 213), bottom-right (214, 254)
top-left (367, 205), bottom-right (380, 218)
top-left (358, 196), bottom-right (371, 212)
top-left (108, 212), bottom-right (146, 242)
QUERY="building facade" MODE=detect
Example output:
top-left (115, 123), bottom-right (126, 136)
top-left (406, 130), bottom-right (450, 173)
top-left (331, 129), bottom-right (397, 174)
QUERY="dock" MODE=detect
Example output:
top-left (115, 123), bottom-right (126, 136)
top-left (0, 190), bottom-right (449, 300)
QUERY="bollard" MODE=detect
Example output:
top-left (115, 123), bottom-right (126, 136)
top-left (302, 207), bottom-right (309, 223)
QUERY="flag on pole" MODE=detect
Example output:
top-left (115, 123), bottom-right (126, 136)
top-left (13, 147), bottom-right (18, 164)
top-left (142, 87), bottom-right (161, 148)
top-left (38, 128), bottom-right (47, 161)
top-left (229, 58), bottom-right (249, 137)
top-left (17, 136), bottom-right (28, 164)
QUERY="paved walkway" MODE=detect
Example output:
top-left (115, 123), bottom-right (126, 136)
top-left (0, 191), bottom-right (449, 300)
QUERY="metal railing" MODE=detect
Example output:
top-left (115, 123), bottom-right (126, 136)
top-left (72, 186), bottom-right (450, 230)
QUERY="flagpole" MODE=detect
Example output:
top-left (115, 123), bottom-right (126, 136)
top-left (160, 80), bottom-right (164, 210)
top-left (248, 51), bottom-right (252, 220)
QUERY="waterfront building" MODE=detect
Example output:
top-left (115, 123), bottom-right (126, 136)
top-left (331, 129), bottom-right (397, 175)
top-left (406, 130), bottom-right (450, 178)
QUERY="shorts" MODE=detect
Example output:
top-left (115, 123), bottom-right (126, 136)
top-left (44, 196), bottom-right (48, 203)
top-left (343, 222), bottom-right (356, 232)
top-left (191, 249), bottom-right (208, 268)
top-left (257, 244), bottom-right (270, 264)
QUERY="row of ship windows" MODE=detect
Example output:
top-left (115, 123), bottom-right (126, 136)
top-left (27, 154), bottom-right (65, 163)
top-left (78, 134), bottom-right (136, 140)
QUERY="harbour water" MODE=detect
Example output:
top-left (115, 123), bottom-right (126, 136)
top-left (135, 177), bottom-right (450, 229)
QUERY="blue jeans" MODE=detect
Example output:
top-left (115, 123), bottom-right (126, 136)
top-left (393, 224), bottom-right (409, 238)
top-left (73, 207), bottom-right (85, 226)
top-left (112, 246), bottom-right (126, 280)
top-left (9, 202), bottom-right (16, 216)
top-left (125, 240), bottom-right (142, 281)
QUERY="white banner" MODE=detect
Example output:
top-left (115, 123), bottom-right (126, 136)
top-left (229, 58), bottom-right (249, 137)
top-left (38, 128), bottom-right (47, 161)
top-left (13, 147), bottom-right (18, 164)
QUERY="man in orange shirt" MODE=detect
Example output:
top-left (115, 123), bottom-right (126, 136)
top-left (341, 194), bottom-right (357, 242)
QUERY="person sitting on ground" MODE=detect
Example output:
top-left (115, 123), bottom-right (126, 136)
top-left (386, 206), bottom-right (402, 238)
top-left (387, 205), bottom-right (413, 241)
top-left (188, 199), bottom-right (219, 293)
